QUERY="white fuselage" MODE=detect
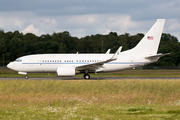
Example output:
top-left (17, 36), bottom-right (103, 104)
top-left (7, 51), bottom-right (156, 73)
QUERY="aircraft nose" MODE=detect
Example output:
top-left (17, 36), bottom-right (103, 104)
top-left (7, 62), bottom-right (14, 69)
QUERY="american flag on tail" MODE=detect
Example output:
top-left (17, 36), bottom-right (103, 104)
top-left (147, 36), bottom-right (153, 40)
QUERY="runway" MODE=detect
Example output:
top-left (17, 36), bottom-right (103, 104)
top-left (0, 77), bottom-right (180, 80)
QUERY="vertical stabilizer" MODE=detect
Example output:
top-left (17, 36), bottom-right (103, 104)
top-left (130, 19), bottom-right (165, 55)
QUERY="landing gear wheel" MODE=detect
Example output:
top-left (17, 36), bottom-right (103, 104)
top-left (83, 74), bottom-right (90, 79)
top-left (25, 75), bottom-right (29, 79)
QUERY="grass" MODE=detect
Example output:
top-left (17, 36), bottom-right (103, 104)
top-left (0, 79), bottom-right (180, 119)
top-left (1, 67), bottom-right (180, 78)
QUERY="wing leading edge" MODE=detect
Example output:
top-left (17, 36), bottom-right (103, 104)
top-left (75, 46), bottom-right (122, 71)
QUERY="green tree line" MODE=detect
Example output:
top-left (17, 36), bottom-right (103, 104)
top-left (0, 29), bottom-right (179, 67)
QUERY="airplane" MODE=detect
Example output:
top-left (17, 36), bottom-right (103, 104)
top-left (7, 19), bottom-right (169, 79)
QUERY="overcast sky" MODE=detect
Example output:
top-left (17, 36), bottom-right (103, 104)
top-left (0, 0), bottom-right (180, 40)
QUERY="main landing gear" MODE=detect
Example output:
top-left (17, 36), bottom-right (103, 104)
top-left (83, 73), bottom-right (90, 79)
top-left (25, 75), bottom-right (29, 79)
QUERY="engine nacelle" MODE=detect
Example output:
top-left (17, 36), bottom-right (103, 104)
top-left (56, 67), bottom-right (75, 76)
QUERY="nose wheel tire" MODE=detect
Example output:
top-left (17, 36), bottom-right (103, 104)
top-left (25, 75), bottom-right (29, 79)
top-left (83, 74), bottom-right (90, 79)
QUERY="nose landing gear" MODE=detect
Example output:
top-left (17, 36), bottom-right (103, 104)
top-left (18, 72), bottom-right (29, 79)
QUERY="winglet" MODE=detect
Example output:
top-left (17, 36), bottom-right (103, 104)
top-left (105, 49), bottom-right (111, 54)
top-left (111, 46), bottom-right (122, 60)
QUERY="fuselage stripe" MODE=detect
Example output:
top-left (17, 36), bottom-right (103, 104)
top-left (22, 62), bottom-right (145, 65)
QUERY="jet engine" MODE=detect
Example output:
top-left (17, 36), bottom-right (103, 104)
top-left (56, 67), bottom-right (75, 76)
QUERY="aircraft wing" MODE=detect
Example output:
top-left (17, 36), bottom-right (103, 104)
top-left (145, 53), bottom-right (170, 59)
top-left (76, 46), bottom-right (122, 71)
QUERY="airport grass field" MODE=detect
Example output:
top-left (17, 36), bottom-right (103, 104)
top-left (0, 79), bottom-right (180, 119)
top-left (0, 68), bottom-right (180, 119)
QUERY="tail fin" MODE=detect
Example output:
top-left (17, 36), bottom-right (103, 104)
top-left (130, 19), bottom-right (165, 55)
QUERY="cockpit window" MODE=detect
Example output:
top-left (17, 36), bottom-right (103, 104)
top-left (15, 59), bottom-right (22, 62)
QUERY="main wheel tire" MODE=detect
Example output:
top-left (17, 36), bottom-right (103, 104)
top-left (83, 74), bottom-right (90, 79)
top-left (25, 75), bottom-right (29, 79)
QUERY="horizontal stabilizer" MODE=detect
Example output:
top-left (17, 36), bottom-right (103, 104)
top-left (145, 53), bottom-right (170, 59)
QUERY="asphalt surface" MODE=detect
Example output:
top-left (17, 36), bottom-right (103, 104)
top-left (0, 77), bottom-right (180, 80)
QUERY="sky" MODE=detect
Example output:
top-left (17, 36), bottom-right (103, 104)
top-left (0, 0), bottom-right (180, 40)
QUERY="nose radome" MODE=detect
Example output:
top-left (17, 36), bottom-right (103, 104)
top-left (7, 63), bottom-right (10, 68)
top-left (7, 62), bottom-right (13, 69)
